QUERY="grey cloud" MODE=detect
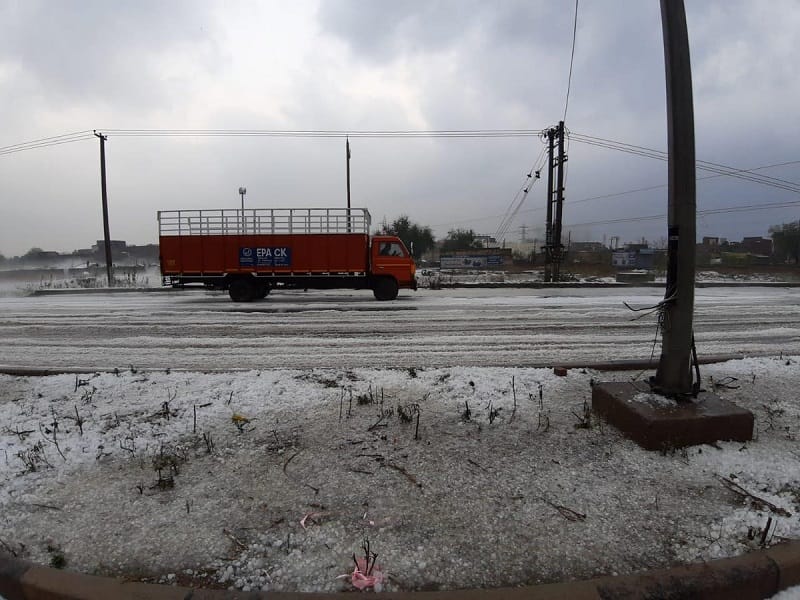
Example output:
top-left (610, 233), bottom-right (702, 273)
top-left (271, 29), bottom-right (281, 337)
top-left (0, 0), bottom-right (220, 110)
top-left (316, 0), bottom-right (668, 134)
top-left (1, 0), bottom-right (798, 256)
top-left (317, 0), bottom-right (482, 61)
top-left (317, 0), bottom-right (570, 62)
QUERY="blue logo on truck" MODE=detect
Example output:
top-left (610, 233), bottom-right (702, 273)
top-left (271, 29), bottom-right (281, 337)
top-left (239, 247), bottom-right (291, 267)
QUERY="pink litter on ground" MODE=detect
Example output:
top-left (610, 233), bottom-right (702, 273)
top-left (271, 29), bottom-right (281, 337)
top-left (351, 557), bottom-right (385, 591)
top-left (300, 511), bottom-right (325, 529)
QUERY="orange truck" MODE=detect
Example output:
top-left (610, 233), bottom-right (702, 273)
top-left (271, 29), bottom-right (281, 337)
top-left (158, 207), bottom-right (416, 301)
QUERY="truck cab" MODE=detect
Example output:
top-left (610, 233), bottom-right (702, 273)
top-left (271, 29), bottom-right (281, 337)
top-left (370, 236), bottom-right (417, 300)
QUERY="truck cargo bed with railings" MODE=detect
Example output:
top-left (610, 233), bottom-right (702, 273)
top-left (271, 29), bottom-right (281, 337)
top-left (158, 207), bottom-right (416, 301)
top-left (159, 207), bottom-right (372, 282)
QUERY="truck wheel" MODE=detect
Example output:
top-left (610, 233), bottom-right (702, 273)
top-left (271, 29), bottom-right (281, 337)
top-left (255, 282), bottom-right (270, 299)
top-left (373, 277), bottom-right (399, 301)
top-left (229, 278), bottom-right (255, 302)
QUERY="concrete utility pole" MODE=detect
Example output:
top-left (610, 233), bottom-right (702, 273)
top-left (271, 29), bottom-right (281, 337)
top-left (652, 0), bottom-right (696, 395)
top-left (543, 121), bottom-right (567, 282)
top-left (592, 0), bottom-right (753, 451)
top-left (93, 131), bottom-right (113, 287)
top-left (554, 121), bottom-right (567, 280)
top-left (544, 128), bottom-right (555, 281)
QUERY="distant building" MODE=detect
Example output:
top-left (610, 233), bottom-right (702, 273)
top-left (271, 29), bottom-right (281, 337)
top-left (568, 241), bottom-right (609, 265)
top-left (740, 237), bottom-right (772, 256)
top-left (26, 250), bottom-right (61, 261)
top-left (92, 240), bottom-right (128, 253)
top-left (474, 235), bottom-right (499, 248)
top-left (612, 244), bottom-right (655, 269)
top-left (698, 234), bottom-right (774, 266)
top-left (440, 247), bottom-right (513, 269)
top-left (85, 240), bottom-right (159, 264)
top-left (570, 241), bottom-right (606, 252)
top-left (126, 244), bottom-right (159, 262)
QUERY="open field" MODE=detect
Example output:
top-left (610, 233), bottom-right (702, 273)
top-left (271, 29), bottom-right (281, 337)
top-left (1, 359), bottom-right (799, 593)
top-left (1, 287), bottom-right (799, 593)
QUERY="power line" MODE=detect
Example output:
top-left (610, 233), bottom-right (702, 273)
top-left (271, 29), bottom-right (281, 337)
top-left (429, 159), bottom-right (800, 231)
top-left (568, 159), bottom-right (800, 208)
top-left (0, 128), bottom-right (548, 158)
top-left (100, 128), bottom-right (546, 139)
top-left (494, 144), bottom-right (549, 240)
top-left (572, 132), bottom-right (800, 188)
top-left (563, 0), bottom-right (579, 123)
top-left (569, 133), bottom-right (800, 194)
top-left (570, 131), bottom-right (800, 189)
top-left (0, 132), bottom-right (95, 157)
top-left (0, 130), bottom-right (94, 152)
top-left (548, 197), bottom-right (800, 230)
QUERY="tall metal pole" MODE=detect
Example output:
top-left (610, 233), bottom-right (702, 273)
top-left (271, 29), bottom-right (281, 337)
top-left (94, 131), bottom-right (113, 287)
top-left (346, 137), bottom-right (352, 232)
top-left (238, 187), bottom-right (246, 233)
top-left (653, 0), bottom-right (696, 395)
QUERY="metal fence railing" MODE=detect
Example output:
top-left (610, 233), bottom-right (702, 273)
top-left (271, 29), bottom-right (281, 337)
top-left (158, 208), bottom-right (371, 236)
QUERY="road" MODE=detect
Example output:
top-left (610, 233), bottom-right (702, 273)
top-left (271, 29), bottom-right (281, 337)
top-left (0, 286), bottom-right (798, 370)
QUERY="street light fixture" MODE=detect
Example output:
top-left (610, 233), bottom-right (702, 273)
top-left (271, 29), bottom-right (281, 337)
top-left (238, 187), bottom-right (247, 232)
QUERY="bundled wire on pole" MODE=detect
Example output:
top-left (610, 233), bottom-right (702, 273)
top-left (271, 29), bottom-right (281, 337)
top-left (493, 143), bottom-right (549, 241)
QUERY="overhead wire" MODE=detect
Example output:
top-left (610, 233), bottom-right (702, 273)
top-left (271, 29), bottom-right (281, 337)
top-left (555, 0), bottom-right (579, 248)
top-left (0, 129), bottom-right (548, 158)
top-left (569, 132), bottom-right (800, 193)
top-left (0, 131), bottom-right (96, 157)
top-left (4, 126), bottom-right (797, 236)
top-left (0, 130), bottom-right (94, 152)
top-left (545, 196), bottom-right (800, 230)
top-left (429, 158), bottom-right (800, 232)
top-left (573, 132), bottom-right (799, 188)
top-left (563, 0), bottom-right (579, 123)
top-left (98, 128), bottom-right (546, 139)
top-left (493, 143), bottom-right (549, 241)
top-left (567, 159), bottom-right (800, 209)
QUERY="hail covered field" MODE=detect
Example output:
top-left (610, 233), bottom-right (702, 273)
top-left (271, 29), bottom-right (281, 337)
top-left (0, 286), bottom-right (798, 371)
top-left (2, 286), bottom-right (800, 593)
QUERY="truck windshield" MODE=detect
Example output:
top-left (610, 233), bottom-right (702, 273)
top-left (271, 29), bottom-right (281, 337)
top-left (378, 242), bottom-right (406, 257)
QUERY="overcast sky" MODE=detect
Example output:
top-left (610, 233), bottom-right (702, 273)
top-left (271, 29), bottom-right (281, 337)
top-left (1, 0), bottom-right (798, 257)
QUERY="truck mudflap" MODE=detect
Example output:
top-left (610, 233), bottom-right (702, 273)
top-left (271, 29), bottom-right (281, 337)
top-left (411, 278), bottom-right (418, 291)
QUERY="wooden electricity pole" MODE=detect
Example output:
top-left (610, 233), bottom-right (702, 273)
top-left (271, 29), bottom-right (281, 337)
top-left (653, 0), bottom-right (696, 395)
top-left (93, 131), bottom-right (113, 287)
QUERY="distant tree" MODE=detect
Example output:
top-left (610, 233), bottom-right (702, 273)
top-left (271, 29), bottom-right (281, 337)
top-left (0, 253), bottom-right (5, 265)
top-left (770, 221), bottom-right (800, 264)
top-left (441, 228), bottom-right (483, 252)
top-left (384, 215), bottom-right (435, 257)
top-left (24, 247), bottom-right (44, 257)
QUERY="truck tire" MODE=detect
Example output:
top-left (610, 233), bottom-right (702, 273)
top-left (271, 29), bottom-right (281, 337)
top-left (372, 277), bottom-right (399, 301)
top-left (229, 278), bottom-right (255, 302)
top-left (255, 282), bottom-right (270, 299)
